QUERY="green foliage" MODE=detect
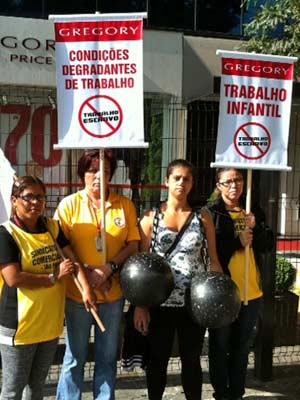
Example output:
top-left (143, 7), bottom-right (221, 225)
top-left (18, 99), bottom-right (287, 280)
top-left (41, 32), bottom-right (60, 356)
top-left (275, 257), bottom-right (296, 294)
top-left (146, 114), bottom-right (162, 184)
top-left (241, 0), bottom-right (300, 80)
top-left (206, 190), bottom-right (219, 205)
top-left (142, 112), bottom-right (163, 202)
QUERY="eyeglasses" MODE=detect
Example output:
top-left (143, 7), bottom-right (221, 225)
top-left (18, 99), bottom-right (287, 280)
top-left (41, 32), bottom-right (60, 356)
top-left (218, 178), bottom-right (243, 188)
top-left (19, 194), bottom-right (46, 203)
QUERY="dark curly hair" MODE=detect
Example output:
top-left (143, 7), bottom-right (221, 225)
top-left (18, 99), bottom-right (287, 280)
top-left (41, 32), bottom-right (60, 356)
top-left (11, 176), bottom-right (46, 216)
top-left (11, 176), bottom-right (46, 198)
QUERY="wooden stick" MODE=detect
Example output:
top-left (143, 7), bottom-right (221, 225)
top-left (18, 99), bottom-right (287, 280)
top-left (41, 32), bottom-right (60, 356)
top-left (99, 149), bottom-right (107, 263)
top-left (43, 219), bottom-right (106, 332)
top-left (71, 272), bottom-right (106, 332)
top-left (244, 169), bottom-right (252, 306)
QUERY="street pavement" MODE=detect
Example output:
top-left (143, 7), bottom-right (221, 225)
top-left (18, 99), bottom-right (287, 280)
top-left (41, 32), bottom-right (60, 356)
top-left (44, 357), bottom-right (300, 399)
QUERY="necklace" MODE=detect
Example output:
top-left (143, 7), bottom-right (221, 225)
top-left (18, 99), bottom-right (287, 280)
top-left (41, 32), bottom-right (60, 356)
top-left (87, 195), bottom-right (103, 252)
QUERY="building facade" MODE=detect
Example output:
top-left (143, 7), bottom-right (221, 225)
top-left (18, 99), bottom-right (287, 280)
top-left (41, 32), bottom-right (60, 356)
top-left (0, 1), bottom-right (299, 239)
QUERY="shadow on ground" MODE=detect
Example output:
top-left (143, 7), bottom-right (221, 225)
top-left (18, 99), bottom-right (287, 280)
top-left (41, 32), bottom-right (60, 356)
top-left (44, 364), bottom-right (300, 399)
top-left (245, 364), bottom-right (300, 399)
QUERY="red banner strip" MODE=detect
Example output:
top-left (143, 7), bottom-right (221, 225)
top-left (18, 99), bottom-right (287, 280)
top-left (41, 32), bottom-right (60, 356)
top-left (55, 20), bottom-right (143, 42)
top-left (222, 58), bottom-right (294, 80)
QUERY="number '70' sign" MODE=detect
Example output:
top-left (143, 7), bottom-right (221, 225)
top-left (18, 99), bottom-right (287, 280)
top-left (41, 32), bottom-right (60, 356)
top-left (1, 104), bottom-right (62, 167)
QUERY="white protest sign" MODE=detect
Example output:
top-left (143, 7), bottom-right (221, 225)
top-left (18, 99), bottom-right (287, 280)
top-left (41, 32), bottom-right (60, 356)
top-left (50, 13), bottom-right (148, 149)
top-left (211, 50), bottom-right (297, 170)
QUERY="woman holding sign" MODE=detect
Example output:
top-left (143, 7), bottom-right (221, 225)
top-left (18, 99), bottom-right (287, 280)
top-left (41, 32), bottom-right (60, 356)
top-left (56, 149), bottom-right (140, 400)
top-left (207, 168), bottom-right (273, 400)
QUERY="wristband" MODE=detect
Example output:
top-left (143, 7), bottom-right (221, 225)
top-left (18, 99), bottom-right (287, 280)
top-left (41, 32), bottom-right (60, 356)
top-left (110, 261), bottom-right (120, 274)
top-left (49, 273), bottom-right (57, 284)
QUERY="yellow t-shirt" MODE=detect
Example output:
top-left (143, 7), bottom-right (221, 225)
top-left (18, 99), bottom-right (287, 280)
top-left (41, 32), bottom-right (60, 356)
top-left (228, 211), bottom-right (262, 302)
top-left (1, 219), bottom-right (66, 345)
top-left (55, 190), bottom-right (140, 303)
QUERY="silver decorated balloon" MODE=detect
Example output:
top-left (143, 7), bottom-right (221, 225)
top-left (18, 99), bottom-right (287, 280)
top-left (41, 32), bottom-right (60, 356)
top-left (120, 252), bottom-right (175, 307)
top-left (188, 271), bottom-right (241, 328)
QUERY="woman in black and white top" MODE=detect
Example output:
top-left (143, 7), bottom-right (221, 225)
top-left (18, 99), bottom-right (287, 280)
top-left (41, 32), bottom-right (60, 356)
top-left (134, 159), bottom-right (222, 400)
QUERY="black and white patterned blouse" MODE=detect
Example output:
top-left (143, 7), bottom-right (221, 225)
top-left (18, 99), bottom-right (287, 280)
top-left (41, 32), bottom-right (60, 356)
top-left (152, 211), bottom-right (208, 307)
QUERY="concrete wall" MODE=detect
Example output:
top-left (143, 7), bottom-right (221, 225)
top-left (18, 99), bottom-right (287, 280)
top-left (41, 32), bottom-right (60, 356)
top-left (183, 36), bottom-right (242, 100)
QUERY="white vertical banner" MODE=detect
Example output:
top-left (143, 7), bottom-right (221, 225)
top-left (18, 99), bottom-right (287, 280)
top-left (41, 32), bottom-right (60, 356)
top-left (211, 50), bottom-right (297, 170)
top-left (50, 13), bottom-right (148, 149)
top-left (0, 148), bottom-right (15, 224)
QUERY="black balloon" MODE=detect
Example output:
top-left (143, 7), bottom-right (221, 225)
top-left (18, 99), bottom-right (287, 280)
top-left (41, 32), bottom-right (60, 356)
top-left (120, 252), bottom-right (175, 307)
top-left (188, 271), bottom-right (241, 328)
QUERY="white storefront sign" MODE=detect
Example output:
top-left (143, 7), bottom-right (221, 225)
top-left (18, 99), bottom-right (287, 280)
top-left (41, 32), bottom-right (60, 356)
top-left (0, 16), bottom-right (56, 86)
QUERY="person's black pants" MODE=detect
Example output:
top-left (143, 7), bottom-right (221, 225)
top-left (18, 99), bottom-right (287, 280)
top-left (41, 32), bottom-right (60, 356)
top-left (146, 306), bottom-right (206, 400)
top-left (208, 298), bottom-right (263, 400)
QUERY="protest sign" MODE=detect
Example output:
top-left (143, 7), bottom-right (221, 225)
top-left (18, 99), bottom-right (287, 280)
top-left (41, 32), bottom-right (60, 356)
top-left (50, 13), bottom-right (147, 148)
top-left (211, 50), bottom-right (297, 170)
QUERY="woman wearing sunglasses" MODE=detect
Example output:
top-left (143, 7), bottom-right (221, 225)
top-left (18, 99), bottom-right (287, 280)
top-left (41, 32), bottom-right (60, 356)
top-left (0, 175), bottom-right (95, 400)
top-left (207, 168), bottom-right (274, 400)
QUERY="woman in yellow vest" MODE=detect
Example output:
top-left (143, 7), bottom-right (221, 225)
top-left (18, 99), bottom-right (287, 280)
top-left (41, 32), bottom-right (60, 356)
top-left (0, 175), bottom-right (95, 400)
top-left (207, 168), bottom-right (274, 400)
